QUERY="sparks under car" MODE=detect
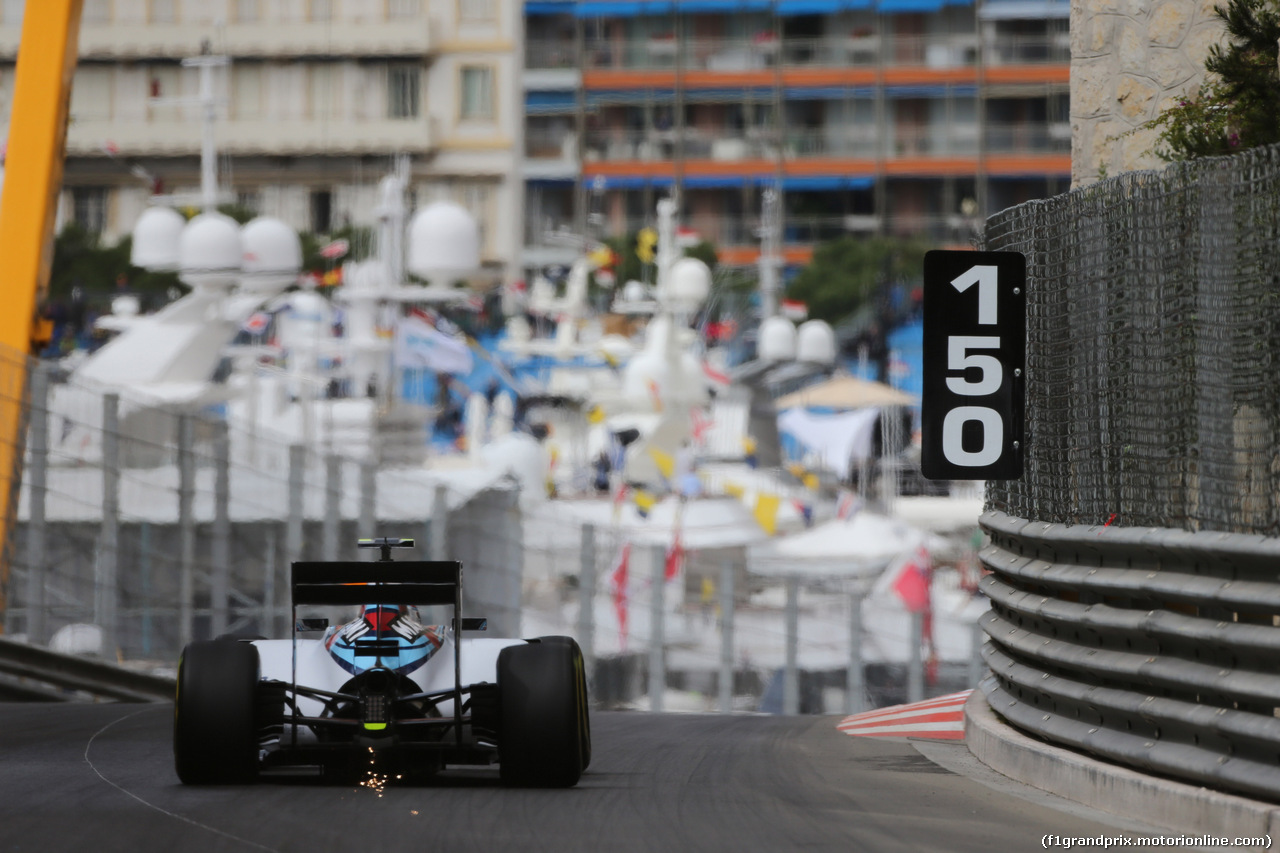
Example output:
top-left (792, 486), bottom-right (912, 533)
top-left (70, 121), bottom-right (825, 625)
top-left (173, 538), bottom-right (590, 787)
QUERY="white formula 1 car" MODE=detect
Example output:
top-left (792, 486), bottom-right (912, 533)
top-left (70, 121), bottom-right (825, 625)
top-left (173, 538), bottom-right (590, 787)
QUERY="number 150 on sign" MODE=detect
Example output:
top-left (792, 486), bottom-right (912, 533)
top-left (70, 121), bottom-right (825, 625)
top-left (921, 250), bottom-right (1025, 481)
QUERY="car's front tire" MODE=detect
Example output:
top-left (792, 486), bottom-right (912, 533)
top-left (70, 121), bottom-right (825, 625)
top-left (173, 639), bottom-right (261, 785)
top-left (497, 637), bottom-right (589, 787)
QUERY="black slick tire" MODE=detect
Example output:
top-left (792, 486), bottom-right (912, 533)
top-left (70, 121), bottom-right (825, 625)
top-left (173, 639), bottom-right (261, 785)
top-left (529, 636), bottom-right (591, 771)
top-left (497, 637), bottom-right (587, 787)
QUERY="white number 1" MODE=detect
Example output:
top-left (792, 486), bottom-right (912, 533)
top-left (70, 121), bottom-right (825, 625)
top-left (951, 265), bottom-right (999, 325)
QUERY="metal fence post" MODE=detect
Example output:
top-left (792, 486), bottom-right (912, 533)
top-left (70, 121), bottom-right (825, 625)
top-left (178, 414), bottom-right (195, 648)
top-left (648, 544), bottom-right (664, 713)
top-left (286, 444), bottom-right (305, 592)
top-left (428, 484), bottom-right (449, 626)
top-left (846, 591), bottom-right (865, 714)
top-left (504, 488), bottom-right (523, 638)
top-left (907, 610), bottom-right (924, 704)
top-left (783, 574), bottom-right (800, 715)
top-left (718, 557), bottom-right (735, 714)
top-left (323, 453), bottom-right (340, 561)
top-left (263, 525), bottom-right (277, 638)
top-left (431, 484), bottom-right (449, 561)
top-left (24, 362), bottom-right (48, 645)
top-left (97, 393), bottom-right (120, 657)
top-left (211, 421), bottom-right (230, 637)
top-left (578, 523), bottom-right (596, 679)
top-left (359, 459), bottom-right (376, 545)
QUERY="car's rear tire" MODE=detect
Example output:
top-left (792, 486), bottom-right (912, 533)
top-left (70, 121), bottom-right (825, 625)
top-left (531, 636), bottom-right (591, 771)
top-left (174, 639), bottom-right (261, 785)
top-left (497, 637), bottom-right (588, 787)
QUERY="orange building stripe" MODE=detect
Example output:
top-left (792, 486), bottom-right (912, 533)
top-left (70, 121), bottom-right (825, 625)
top-left (884, 158), bottom-right (979, 176)
top-left (582, 70), bottom-right (678, 89)
top-left (682, 159), bottom-right (776, 177)
top-left (983, 65), bottom-right (1070, 85)
top-left (780, 68), bottom-right (880, 87)
top-left (881, 67), bottom-right (978, 86)
top-left (719, 246), bottom-right (814, 266)
top-left (683, 70), bottom-right (776, 88)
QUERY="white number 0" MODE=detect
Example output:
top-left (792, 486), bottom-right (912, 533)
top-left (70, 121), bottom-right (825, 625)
top-left (943, 407), bottom-right (1004, 467)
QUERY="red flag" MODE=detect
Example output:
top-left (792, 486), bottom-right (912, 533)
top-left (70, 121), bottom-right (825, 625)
top-left (664, 532), bottom-right (684, 582)
top-left (690, 407), bottom-right (713, 443)
top-left (610, 543), bottom-right (631, 651)
top-left (891, 546), bottom-right (931, 612)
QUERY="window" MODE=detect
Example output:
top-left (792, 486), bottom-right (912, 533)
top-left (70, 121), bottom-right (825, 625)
top-left (236, 190), bottom-right (261, 215)
top-left (72, 188), bottom-right (108, 235)
top-left (459, 0), bottom-right (496, 22)
top-left (387, 0), bottom-right (420, 19)
top-left (459, 66), bottom-right (493, 121)
top-left (82, 0), bottom-right (111, 24)
top-left (148, 65), bottom-right (181, 120)
top-left (234, 0), bottom-right (260, 23)
top-left (309, 64), bottom-right (338, 120)
top-left (149, 0), bottom-right (176, 23)
top-left (2, 0), bottom-right (23, 27)
top-left (387, 65), bottom-right (420, 120)
top-left (231, 64), bottom-right (263, 120)
top-left (310, 189), bottom-right (332, 234)
top-left (70, 67), bottom-right (113, 122)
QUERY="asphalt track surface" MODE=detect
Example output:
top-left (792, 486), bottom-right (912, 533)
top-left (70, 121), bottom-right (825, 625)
top-left (0, 702), bottom-right (1140, 853)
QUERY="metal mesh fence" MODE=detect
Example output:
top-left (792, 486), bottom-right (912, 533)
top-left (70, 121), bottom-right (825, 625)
top-left (0, 352), bottom-right (527, 671)
top-left (984, 142), bottom-right (1280, 535)
top-left (0, 346), bottom-right (985, 712)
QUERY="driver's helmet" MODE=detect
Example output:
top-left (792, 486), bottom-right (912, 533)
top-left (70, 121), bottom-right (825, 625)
top-left (355, 603), bottom-right (422, 635)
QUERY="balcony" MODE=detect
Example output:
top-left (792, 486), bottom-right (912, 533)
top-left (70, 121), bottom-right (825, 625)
top-left (585, 127), bottom-right (778, 163)
top-left (984, 122), bottom-right (1071, 155)
top-left (66, 114), bottom-right (436, 158)
top-left (0, 17), bottom-right (435, 60)
top-left (683, 37), bottom-right (777, 71)
top-left (784, 128), bottom-right (879, 160)
top-left (526, 39), bottom-right (578, 71)
top-left (579, 32), bottom-right (1067, 73)
top-left (524, 127), bottom-right (578, 180)
top-left (779, 35), bottom-right (882, 68)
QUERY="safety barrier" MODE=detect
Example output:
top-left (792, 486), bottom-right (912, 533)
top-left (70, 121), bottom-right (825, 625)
top-left (979, 509), bottom-right (1280, 803)
top-left (0, 636), bottom-right (173, 702)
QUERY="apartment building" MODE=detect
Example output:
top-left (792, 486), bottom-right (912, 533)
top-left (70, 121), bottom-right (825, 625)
top-left (0, 0), bottom-right (523, 277)
top-left (523, 0), bottom-right (1069, 270)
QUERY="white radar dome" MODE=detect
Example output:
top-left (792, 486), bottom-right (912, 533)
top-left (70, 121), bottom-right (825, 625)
top-left (757, 316), bottom-right (797, 362)
top-left (622, 280), bottom-right (648, 303)
top-left (131, 206), bottom-right (186, 271)
top-left (665, 257), bottom-right (711, 310)
top-left (796, 319), bottom-right (837, 365)
top-left (179, 211), bottom-right (242, 291)
top-left (240, 216), bottom-right (301, 294)
top-left (407, 201), bottom-right (480, 281)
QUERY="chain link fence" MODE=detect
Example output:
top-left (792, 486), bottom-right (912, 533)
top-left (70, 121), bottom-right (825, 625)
top-left (0, 345), bottom-right (986, 712)
top-left (0, 353), bottom-right (527, 674)
top-left (984, 143), bottom-right (1280, 535)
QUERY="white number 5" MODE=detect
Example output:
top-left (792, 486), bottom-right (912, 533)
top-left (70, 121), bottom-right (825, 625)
top-left (946, 336), bottom-right (1002, 396)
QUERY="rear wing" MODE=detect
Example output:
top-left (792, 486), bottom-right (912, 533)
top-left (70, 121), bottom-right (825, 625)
top-left (291, 561), bottom-right (461, 607)
top-left (288, 538), bottom-right (475, 748)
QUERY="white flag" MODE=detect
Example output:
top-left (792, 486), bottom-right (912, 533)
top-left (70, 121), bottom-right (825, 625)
top-left (394, 314), bottom-right (473, 375)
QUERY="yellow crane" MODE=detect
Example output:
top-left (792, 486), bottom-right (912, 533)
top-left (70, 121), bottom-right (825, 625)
top-left (0, 1), bottom-right (85, 631)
